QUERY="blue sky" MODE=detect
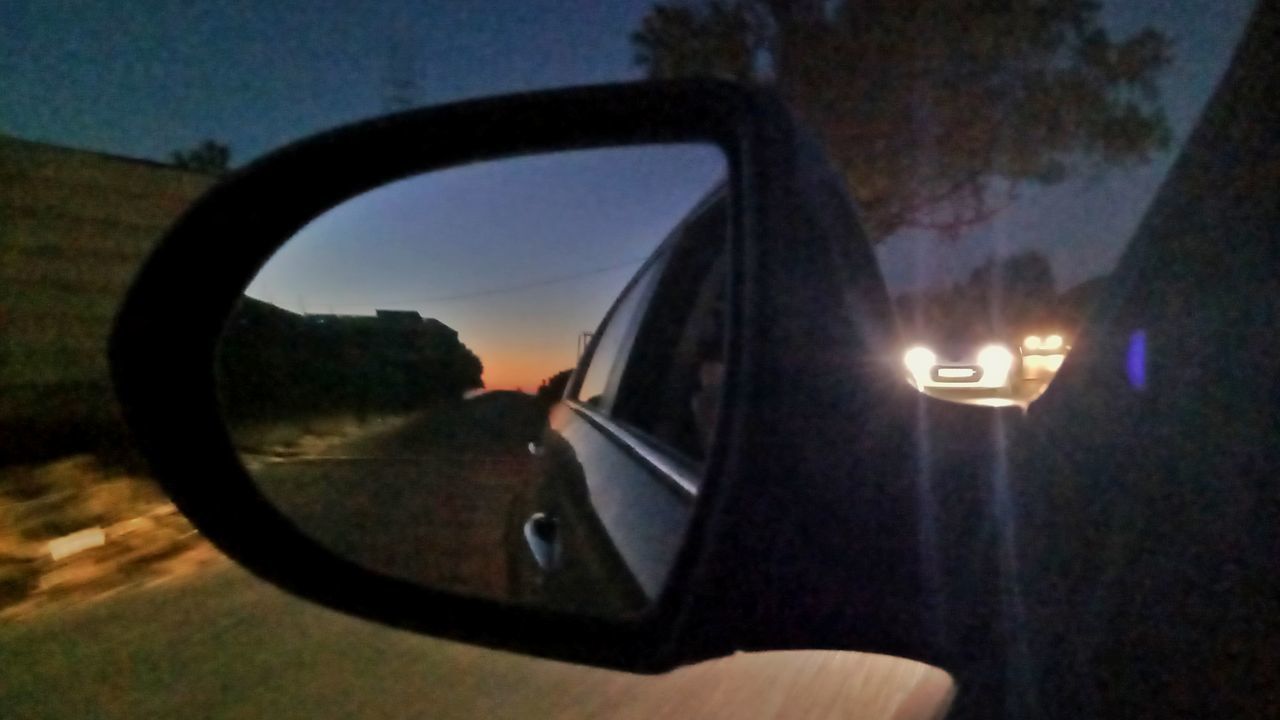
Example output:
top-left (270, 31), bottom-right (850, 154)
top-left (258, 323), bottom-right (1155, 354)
top-left (1, 1), bottom-right (651, 161)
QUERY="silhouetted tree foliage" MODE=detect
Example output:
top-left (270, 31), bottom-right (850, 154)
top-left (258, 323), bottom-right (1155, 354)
top-left (171, 140), bottom-right (231, 174)
top-left (633, 0), bottom-right (1172, 240)
top-left (966, 250), bottom-right (1057, 325)
top-left (898, 250), bottom-right (1059, 339)
top-left (1057, 273), bottom-right (1110, 327)
top-left (535, 369), bottom-right (574, 411)
top-left (217, 298), bottom-right (484, 423)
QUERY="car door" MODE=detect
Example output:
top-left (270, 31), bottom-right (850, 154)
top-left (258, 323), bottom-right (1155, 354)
top-left (506, 190), bottom-right (729, 616)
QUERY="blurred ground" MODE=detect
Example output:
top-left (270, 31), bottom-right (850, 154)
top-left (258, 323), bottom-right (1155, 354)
top-left (0, 454), bottom-right (219, 619)
top-left (0, 400), bottom-right (954, 719)
top-left (0, 562), bottom-right (953, 719)
top-left (0, 408), bottom-right (452, 618)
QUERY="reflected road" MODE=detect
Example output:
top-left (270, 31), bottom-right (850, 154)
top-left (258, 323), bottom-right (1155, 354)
top-left (246, 393), bottom-right (543, 597)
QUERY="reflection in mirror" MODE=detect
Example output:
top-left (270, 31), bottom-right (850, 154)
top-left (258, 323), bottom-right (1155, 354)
top-left (216, 145), bottom-right (727, 617)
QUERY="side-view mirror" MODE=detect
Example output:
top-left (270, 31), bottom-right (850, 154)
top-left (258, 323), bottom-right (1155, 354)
top-left (110, 80), bottom-right (935, 676)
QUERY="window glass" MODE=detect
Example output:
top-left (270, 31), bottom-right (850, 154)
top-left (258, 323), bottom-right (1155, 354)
top-left (612, 197), bottom-right (729, 465)
top-left (575, 252), bottom-right (667, 410)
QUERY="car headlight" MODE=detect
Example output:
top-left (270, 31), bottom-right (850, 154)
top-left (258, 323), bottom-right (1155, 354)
top-left (976, 344), bottom-right (1014, 384)
top-left (1043, 334), bottom-right (1064, 350)
top-left (903, 346), bottom-right (937, 381)
top-left (1023, 334), bottom-right (1042, 351)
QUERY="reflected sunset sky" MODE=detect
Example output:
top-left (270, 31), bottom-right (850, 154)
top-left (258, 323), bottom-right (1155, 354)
top-left (244, 145), bottom-right (726, 390)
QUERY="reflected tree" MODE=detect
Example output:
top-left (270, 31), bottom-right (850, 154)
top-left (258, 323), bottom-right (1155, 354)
top-left (535, 369), bottom-right (574, 412)
top-left (217, 299), bottom-right (484, 424)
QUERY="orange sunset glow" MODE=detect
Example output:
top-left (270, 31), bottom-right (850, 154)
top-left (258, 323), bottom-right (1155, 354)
top-left (472, 342), bottom-right (578, 393)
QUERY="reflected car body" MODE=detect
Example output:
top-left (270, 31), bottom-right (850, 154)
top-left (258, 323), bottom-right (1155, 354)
top-left (505, 407), bottom-right (669, 616)
top-left (506, 189), bottom-right (728, 615)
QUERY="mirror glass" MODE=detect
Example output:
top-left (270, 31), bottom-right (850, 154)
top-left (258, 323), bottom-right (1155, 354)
top-left (216, 144), bottom-right (728, 617)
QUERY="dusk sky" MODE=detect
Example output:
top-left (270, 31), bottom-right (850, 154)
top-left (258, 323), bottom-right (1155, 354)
top-left (1, 0), bottom-right (1259, 386)
top-left (245, 145), bottom-right (726, 390)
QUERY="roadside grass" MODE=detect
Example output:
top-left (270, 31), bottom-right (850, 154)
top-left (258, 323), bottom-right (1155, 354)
top-left (0, 454), bottom-right (217, 618)
top-left (0, 395), bottom-right (542, 618)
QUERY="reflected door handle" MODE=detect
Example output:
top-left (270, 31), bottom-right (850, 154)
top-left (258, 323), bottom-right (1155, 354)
top-left (523, 512), bottom-right (561, 572)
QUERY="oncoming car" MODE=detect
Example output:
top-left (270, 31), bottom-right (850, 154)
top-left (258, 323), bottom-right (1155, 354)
top-left (1019, 333), bottom-right (1070, 380)
top-left (902, 341), bottom-right (1019, 406)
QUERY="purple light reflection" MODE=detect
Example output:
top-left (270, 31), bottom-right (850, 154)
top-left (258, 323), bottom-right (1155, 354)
top-left (1127, 330), bottom-right (1147, 390)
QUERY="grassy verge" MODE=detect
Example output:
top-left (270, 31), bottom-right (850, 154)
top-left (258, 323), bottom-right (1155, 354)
top-left (0, 454), bottom-right (220, 619)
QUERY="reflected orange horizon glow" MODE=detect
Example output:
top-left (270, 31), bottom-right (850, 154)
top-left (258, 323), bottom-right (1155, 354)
top-left (477, 350), bottom-right (577, 393)
top-left (449, 316), bottom-right (587, 393)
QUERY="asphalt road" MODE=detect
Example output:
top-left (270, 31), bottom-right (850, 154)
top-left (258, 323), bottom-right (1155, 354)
top-left (247, 394), bottom-right (542, 598)
top-left (0, 563), bottom-right (953, 719)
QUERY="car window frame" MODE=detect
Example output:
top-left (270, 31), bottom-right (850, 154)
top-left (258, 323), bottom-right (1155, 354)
top-left (569, 184), bottom-right (726, 405)
top-left (572, 247), bottom-right (672, 413)
top-left (563, 186), bottom-right (730, 497)
top-left (608, 197), bottom-right (729, 471)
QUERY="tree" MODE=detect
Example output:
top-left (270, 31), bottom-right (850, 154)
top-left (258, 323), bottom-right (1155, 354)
top-left (171, 140), bottom-right (231, 175)
top-left (535, 369), bottom-right (574, 411)
top-left (896, 250), bottom-right (1058, 338)
top-left (968, 249), bottom-right (1054, 297)
top-left (964, 250), bottom-right (1057, 328)
top-left (216, 300), bottom-right (485, 421)
top-left (632, 0), bottom-right (1171, 240)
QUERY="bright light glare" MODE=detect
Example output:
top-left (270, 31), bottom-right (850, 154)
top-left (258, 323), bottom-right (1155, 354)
top-left (1044, 334), bottom-right (1064, 350)
top-left (903, 346), bottom-right (937, 381)
top-left (971, 398), bottom-right (1019, 408)
top-left (1023, 335), bottom-right (1042, 351)
top-left (1024, 353), bottom-right (1067, 373)
top-left (976, 344), bottom-right (1014, 385)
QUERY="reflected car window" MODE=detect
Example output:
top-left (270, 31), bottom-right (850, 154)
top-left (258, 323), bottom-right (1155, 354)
top-left (576, 252), bottom-right (668, 410)
top-left (612, 195), bottom-right (729, 466)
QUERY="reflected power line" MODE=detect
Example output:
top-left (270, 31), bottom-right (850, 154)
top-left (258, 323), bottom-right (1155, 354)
top-left (424, 256), bottom-right (645, 303)
top-left (311, 256), bottom-right (647, 311)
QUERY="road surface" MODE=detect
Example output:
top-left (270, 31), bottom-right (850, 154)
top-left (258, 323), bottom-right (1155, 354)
top-left (0, 564), bottom-right (953, 719)
top-left (245, 394), bottom-right (542, 598)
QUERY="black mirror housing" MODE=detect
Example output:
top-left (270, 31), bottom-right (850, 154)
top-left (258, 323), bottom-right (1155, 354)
top-left (111, 79), bottom-right (933, 675)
